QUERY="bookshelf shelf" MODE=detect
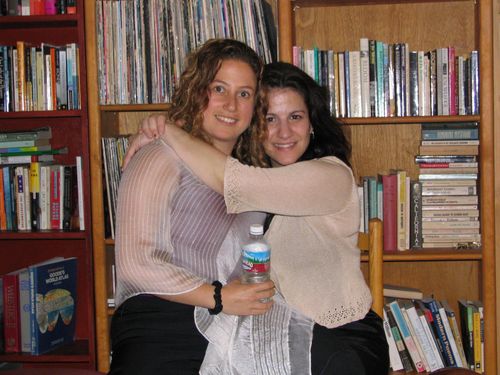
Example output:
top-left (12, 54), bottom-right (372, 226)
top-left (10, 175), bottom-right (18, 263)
top-left (293, 0), bottom-right (471, 6)
top-left (361, 249), bottom-right (482, 262)
top-left (99, 104), bottom-right (170, 112)
top-left (0, 110), bottom-right (83, 119)
top-left (341, 115), bottom-right (480, 126)
top-left (0, 0), bottom-right (95, 369)
top-left (0, 231), bottom-right (87, 240)
top-left (0, 14), bottom-right (78, 26)
top-left (0, 339), bottom-right (90, 363)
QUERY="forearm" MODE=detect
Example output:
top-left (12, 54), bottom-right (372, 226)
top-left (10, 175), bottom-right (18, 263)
top-left (160, 279), bottom-right (275, 316)
top-left (162, 283), bottom-right (216, 309)
top-left (161, 125), bottom-right (226, 194)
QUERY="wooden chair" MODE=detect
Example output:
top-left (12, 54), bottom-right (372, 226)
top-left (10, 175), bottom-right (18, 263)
top-left (358, 218), bottom-right (384, 317)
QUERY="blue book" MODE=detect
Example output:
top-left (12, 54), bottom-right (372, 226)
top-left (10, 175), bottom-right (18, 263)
top-left (422, 297), bottom-right (457, 367)
top-left (29, 257), bottom-right (77, 355)
top-left (3, 166), bottom-right (13, 230)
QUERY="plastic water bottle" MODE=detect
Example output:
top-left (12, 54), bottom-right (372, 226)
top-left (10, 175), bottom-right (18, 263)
top-left (241, 224), bottom-right (271, 284)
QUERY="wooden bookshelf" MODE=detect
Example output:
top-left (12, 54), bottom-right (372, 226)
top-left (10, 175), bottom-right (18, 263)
top-left (85, 0), bottom-right (496, 373)
top-left (493, 0), bottom-right (500, 367)
top-left (277, 0), bottom-right (495, 373)
top-left (0, 1), bottom-right (95, 369)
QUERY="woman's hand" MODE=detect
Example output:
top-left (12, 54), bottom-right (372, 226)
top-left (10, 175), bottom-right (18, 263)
top-left (122, 114), bottom-right (168, 169)
top-left (221, 279), bottom-right (275, 315)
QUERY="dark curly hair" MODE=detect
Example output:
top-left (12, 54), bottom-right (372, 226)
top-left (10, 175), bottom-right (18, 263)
top-left (261, 61), bottom-right (351, 166)
top-left (168, 39), bottom-right (268, 167)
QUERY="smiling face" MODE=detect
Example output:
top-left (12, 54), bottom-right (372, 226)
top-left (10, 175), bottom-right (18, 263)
top-left (263, 88), bottom-right (312, 167)
top-left (201, 59), bottom-right (258, 155)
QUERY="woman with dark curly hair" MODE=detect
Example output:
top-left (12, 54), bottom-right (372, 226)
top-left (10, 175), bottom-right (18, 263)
top-left (108, 39), bottom-right (275, 375)
top-left (127, 61), bottom-right (390, 375)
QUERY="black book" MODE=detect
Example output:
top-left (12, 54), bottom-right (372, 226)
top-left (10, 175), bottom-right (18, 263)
top-left (384, 305), bottom-right (414, 372)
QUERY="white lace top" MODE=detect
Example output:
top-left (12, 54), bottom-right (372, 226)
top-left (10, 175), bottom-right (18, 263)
top-left (224, 156), bottom-right (373, 328)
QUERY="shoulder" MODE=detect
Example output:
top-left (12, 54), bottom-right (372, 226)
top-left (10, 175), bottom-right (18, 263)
top-left (121, 139), bottom-right (182, 186)
top-left (305, 156), bottom-right (355, 183)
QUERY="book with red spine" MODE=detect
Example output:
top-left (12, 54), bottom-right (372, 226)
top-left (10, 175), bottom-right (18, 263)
top-left (2, 269), bottom-right (24, 352)
top-left (382, 173), bottom-right (398, 252)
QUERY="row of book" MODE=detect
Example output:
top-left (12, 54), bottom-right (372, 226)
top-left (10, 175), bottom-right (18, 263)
top-left (96, 0), bottom-right (276, 105)
top-left (383, 291), bottom-right (484, 373)
top-left (102, 136), bottom-right (129, 239)
top-left (0, 42), bottom-right (81, 112)
top-left (0, 127), bottom-right (85, 231)
top-left (0, 0), bottom-right (76, 16)
top-left (0, 257), bottom-right (77, 355)
top-left (293, 41), bottom-right (479, 118)
top-left (359, 122), bottom-right (480, 250)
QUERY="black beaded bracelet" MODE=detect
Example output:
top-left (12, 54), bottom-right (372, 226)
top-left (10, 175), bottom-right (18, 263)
top-left (208, 280), bottom-right (223, 315)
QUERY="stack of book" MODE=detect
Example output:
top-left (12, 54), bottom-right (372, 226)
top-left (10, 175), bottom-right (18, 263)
top-left (293, 40), bottom-right (479, 118)
top-left (101, 135), bottom-right (129, 239)
top-left (0, 0), bottom-right (77, 16)
top-left (95, 0), bottom-right (276, 105)
top-left (1, 257), bottom-right (77, 355)
top-left (0, 127), bottom-right (85, 231)
top-left (0, 42), bottom-right (81, 112)
top-left (358, 170), bottom-right (411, 252)
top-left (382, 290), bottom-right (483, 373)
top-left (416, 122), bottom-right (480, 249)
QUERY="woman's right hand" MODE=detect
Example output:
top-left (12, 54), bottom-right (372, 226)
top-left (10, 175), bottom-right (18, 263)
top-left (122, 114), bottom-right (168, 169)
top-left (221, 279), bottom-right (275, 315)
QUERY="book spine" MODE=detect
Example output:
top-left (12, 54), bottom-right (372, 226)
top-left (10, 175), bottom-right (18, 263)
top-left (369, 40), bottom-right (377, 117)
top-left (62, 165), bottom-right (73, 230)
top-left (348, 50), bottom-right (362, 118)
top-left (18, 269), bottom-right (31, 353)
top-left (410, 180), bottom-right (422, 249)
top-left (472, 306), bottom-right (482, 371)
top-left (389, 300), bottom-right (426, 372)
top-left (30, 158), bottom-right (40, 230)
top-left (50, 166), bottom-right (61, 230)
top-left (446, 308), bottom-right (468, 367)
top-left (382, 174), bottom-right (397, 252)
top-left (423, 299), bottom-right (457, 367)
top-left (76, 156), bottom-right (85, 230)
top-left (438, 303), bottom-right (463, 367)
top-left (29, 266), bottom-right (38, 354)
top-left (359, 38), bottom-right (370, 118)
top-left (384, 306), bottom-right (414, 372)
top-left (2, 274), bottom-right (21, 352)
top-left (0, 169), bottom-right (6, 230)
top-left (401, 304), bottom-right (431, 371)
top-left (382, 309), bottom-right (404, 371)
top-left (416, 305), bottom-right (445, 369)
top-left (14, 166), bottom-right (27, 230)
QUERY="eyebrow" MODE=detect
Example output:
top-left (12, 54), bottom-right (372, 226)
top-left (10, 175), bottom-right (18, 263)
top-left (211, 79), bottom-right (256, 92)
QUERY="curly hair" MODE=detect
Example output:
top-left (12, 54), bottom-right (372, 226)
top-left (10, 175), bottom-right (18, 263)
top-left (168, 39), bottom-right (268, 167)
top-left (261, 62), bottom-right (351, 166)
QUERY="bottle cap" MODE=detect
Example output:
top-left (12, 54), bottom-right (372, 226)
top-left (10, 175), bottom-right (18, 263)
top-left (250, 224), bottom-right (264, 235)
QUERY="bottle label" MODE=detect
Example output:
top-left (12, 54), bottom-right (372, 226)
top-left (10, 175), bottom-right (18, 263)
top-left (242, 249), bottom-right (270, 273)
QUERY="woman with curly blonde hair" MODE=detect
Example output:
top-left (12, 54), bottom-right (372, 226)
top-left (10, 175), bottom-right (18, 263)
top-left (108, 39), bottom-right (275, 375)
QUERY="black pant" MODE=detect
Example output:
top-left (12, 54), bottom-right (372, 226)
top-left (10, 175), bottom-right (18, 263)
top-left (108, 294), bottom-right (208, 375)
top-left (311, 310), bottom-right (390, 375)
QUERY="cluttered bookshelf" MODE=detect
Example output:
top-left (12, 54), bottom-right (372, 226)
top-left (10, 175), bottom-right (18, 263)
top-left (278, 0), bottom-right (495, 373)
top-left (85, 0), bottom-right (495, 373)
top-left (0, 0), bottom-right (95, 369)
